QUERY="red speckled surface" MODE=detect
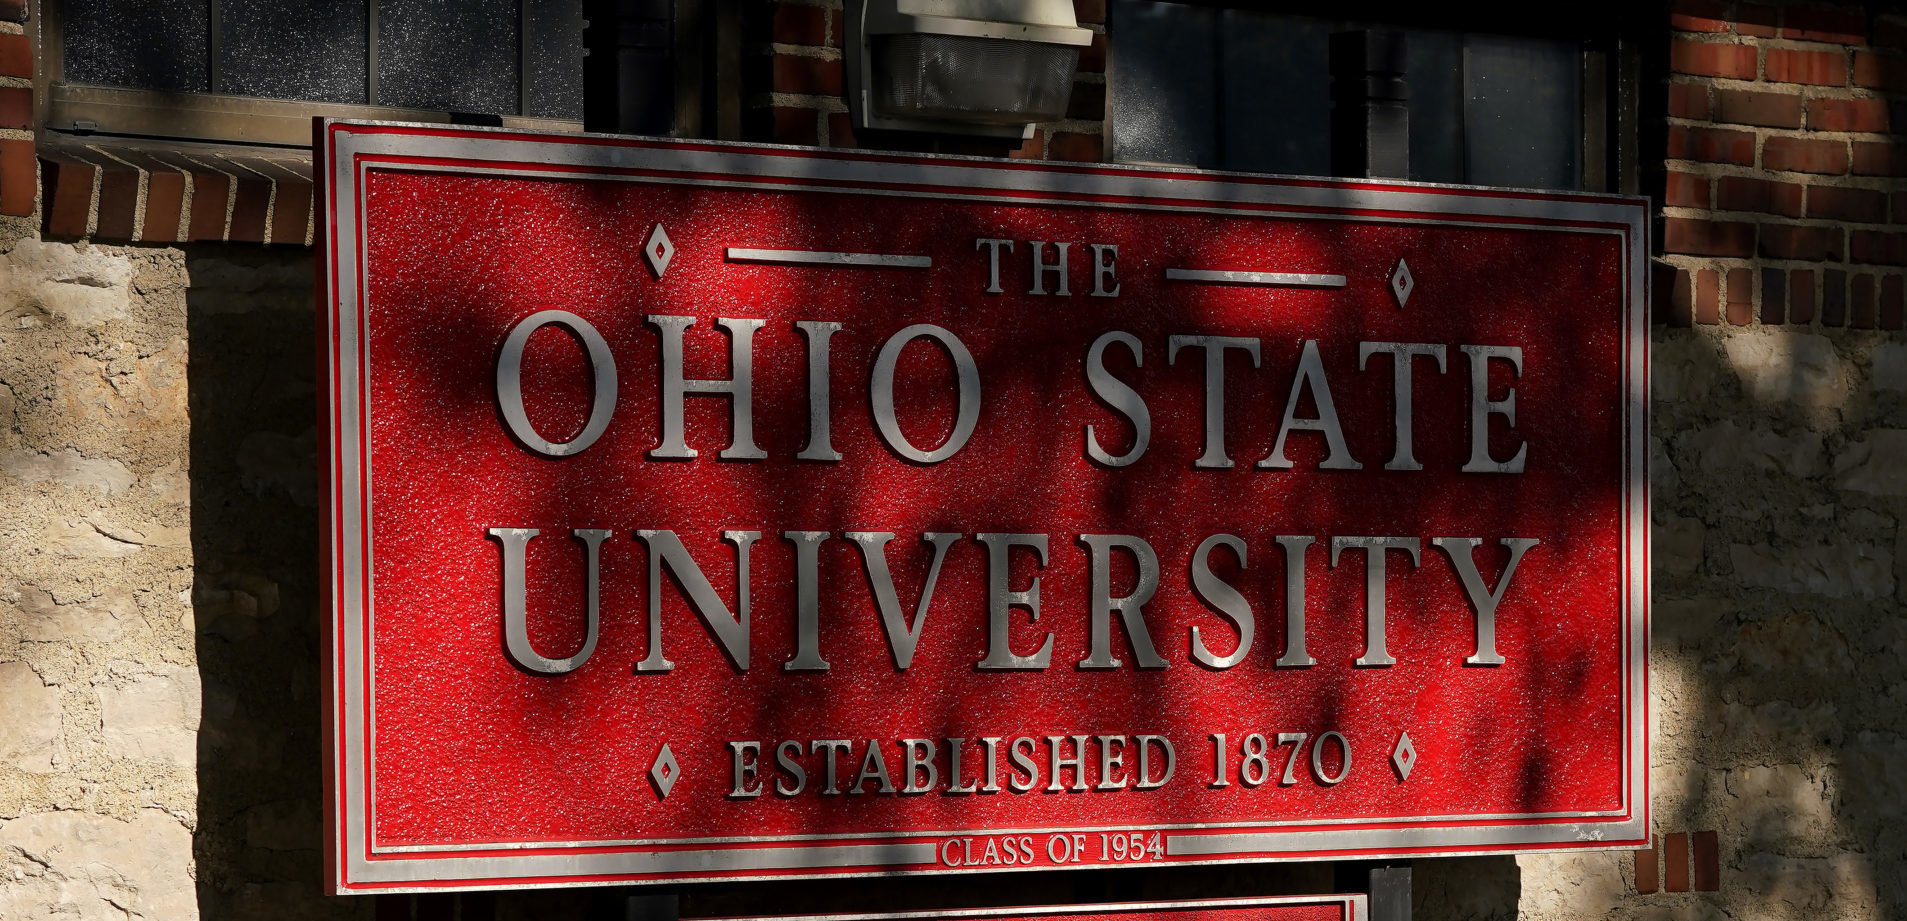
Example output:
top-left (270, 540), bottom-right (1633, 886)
top-left (335, 134), bottom-right (1640, 876)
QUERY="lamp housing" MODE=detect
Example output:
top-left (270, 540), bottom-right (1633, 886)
top-left (847, 0), bottom-right (1093, 138)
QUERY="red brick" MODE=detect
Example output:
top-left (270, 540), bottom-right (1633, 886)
top-left (1738, 3), bottom-right (1779, 37)
top-left (1717, 175), bottom-right (1804, 216)
top-left (1068, 80), bottom-right (1106, 121)
top-left (770, 4), bottom-right (828, 46)
top-left (1672, 40), bottom-right (1757, 79)
top-left (768, 106), bottom-right (820, 146)
top-left (1669, 126), bottom-right (1756, 165)
top-left (142, 169), bottom-right (185, 243)
top-left (1807, 184), bottom-right (1886, 222)
top-left (0, 138), bottom-right (33, 217)
top-left (1877, 16), bottom-right (1907, 49)
top-left (1073, 0), bottom-right (1107, 25)
top-left (1884, 276), bottom-right (1906, 330)
top-left (1049, 131), bottom-right (1102, 163)
top-left (1791, 269), bottom-right (1818, 324)
top-left (0, 86), bottom-right (26, 130)
top-left (1671, 0), bottom-right (1728, 32)
top-left (1853, 229), bottom-right (1907, 264)
top-left (0, 33), bottom-right (27, 79)
top-left (271, 178), bottom-right (313, 246)
top-left (1716, 175), bottom-right (1802, 215)
top-left (1009, 127), bottom-right (1044, 160)
top-left (0, 0), bottom-right (22, 22)
top-left (1669, 83), bottom-right (1711, 120)
top-left (1808, 96), bottom-right (1888, 132)
top-left (1854, 51), bottom-right (1907, 91)
top-left (1655, 264), bottom-right (1690, 327)
top-left (1078, 31), bottom-right (1105, 73)
top-left (187, 169), bottom-right (231, 242)
top-left (1764, 136), bottom-right (1849, 174)
top-left (39, 155), bottom-right (94, 238)
top-left (1761, 223), bottom-right (1844, 260)
top-left (772, 55), bottom-right (843, 96)
top-left (830, 9), bottom-right (843, 47)
top-left (1726, 267), bottom-right (1754, 325)
top-left (1665, 832), bottom-right (1691, 891)
top-left (229, 174), bottom-right (271, 243)
top-left (1666, 171), bottom-right (1709, 208)
top-left (94, 164), bottom-right (138, 241)
top-left (1635, 840), bottom-right (1661, 893)
top-left (1853, 140), bottom-right (1907, 175)
top-left (1824, 269), bottom-right (1849, 325)
top-left (1713, 89), bottom-right (1801, 128)
top-left (1852, 273), bottom-right (1878, 328)
top-left (1782, 6), bottom-right (1867, 44)
top-left (1665, 218), bottom-right (1756, 257)
top-left (1761, 267), bottom-right (1787, 324)
top-left (1696, 270), bottom-right (1721, 324)
top-left (1895, 191), bottom-right (1907, 220)
top-left (1766, 47), bottom-right (1847, 85)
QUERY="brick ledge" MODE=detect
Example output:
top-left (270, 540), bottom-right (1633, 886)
top-left (39, 137), bottom-right (312, 246)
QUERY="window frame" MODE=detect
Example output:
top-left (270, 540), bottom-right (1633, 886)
top-left (34, 0), bottom-right (583, 149)
top-left (1102, 0), bottom-right (1643, 195)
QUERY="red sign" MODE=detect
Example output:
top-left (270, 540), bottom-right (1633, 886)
top-left (714, 897), bottom-right (1366, 921)
top-left (319, 122), bottom-right (1649, 894)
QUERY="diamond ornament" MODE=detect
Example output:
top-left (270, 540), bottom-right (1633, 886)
top-left (649, 743), bottom-right (680, 797)
top-left (643, 223), bottom-right (675, 279)
top-left (1391, 731), bottom-right (1417, 781)
top-left (1389, 258), bottom-right (1415, 308)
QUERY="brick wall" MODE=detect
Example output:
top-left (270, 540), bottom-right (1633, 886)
top-left (1660, 0), bottom-right (1907, 329)
top-left (743, 0), bottom-right (1107, 160)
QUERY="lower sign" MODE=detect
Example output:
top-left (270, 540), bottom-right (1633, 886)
top-left (713, 898), bottom-right (1365, 921)
top-left (320, 122), bottom-right (1648, 893)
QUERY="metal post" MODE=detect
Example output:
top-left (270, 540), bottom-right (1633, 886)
top-left (1335, 860), bottom-right (1411, 921)
top-left (585, 0), bottom-right (677, 135)
top-left (1328, 30), bottom-right (1410, 180)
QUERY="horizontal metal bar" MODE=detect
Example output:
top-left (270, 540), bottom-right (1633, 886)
top-left (1165, 268), bottom-right (1347, 288)
top-left (726, 248), bottom-right (932, 268)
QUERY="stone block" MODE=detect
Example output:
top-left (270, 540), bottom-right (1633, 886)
top-left (1874, 342), bottom-right (1907, 391)
top-left (0, 810), bottom-right (194, 921)
top-left (1739, 853), bottom-right (1878, 915)
top-left (0, 239), bottom-right (135, 326)
top-left (1723, 332), bottom-right (1847, 410)
top-left (0, 448), bottom-right (135, 495)
top-left (16, 584), bottom-right (132, 643)
top-left (1835, 429), bottom-right (1907, 495)
top-left (1655, 516), bottom-right (1707, 576)
top-left (1727, 764), bottom-right (1834, 845)
top-left (1730, 541), bottom-right (1894, 599)
top-left (98, 668), bottom-right (201, 767)
top-left (1676, 420), bottom-right (1826, 477)
top-left (0, 661), bottom-right (60, 773)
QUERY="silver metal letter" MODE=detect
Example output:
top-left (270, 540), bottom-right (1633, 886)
top-left (1461, 344), bottom-right (1528, 474)
top-left (1028, 241), bottom-right (1071, 296)
top-left (1096, 735), bottom-right (1129, 790)
top-left (902, 739), bottom-right (938, 793)
top-left (1358, 341), bottom-right (1448, 471)
top-left (976, 238), bottom-right (1014, 294)
top-left (1261, 340), bottom-right (1362, 470)
top-left (1091, 243), bottom-right (1120, 297)
top-left (1189, 534), bottom-right (1253, 669)
top-left (847, 531), bottom-right (959, 670)
top-left (795, 321), bottom-right (844, 462)
top-left (647, 315), bottom-right (768, 460)
top-left (729, 741), bottom-right (763, 798)
top-left (1135, 735), bottom-right (1174, 789)
top-left (633, 529), bottom-right (759, 672)
top-left (870, 324), bottom-right (982, 464)
top-left (495, 311), bottom-right (618, 457)
top-left (775, 740), bottom-right (807, 795)
top-left (1077, 534), bottom-right (1166, 669)
top-left (1167, 335), bottom-right (1261, 469)
top-left (946, 738), bottom-right (978, 794)
top-left (1274, 536), bottom-right (1317, 667)
top-left (1330, 536), bottom-right (1422, 667)
top-left (1084, 331), bottom-right (1150, 467)
top-left (1431, 536), bottom-right (1539, 665)
top-left (813, 739), bottom-right (852, 794)
top-left (1046, 735), bottom-right (1090, 792)
top-left (487, 527), bottom-right (608, 675)
top-left (976, 533), bottom-right (1053, 670)
top-left (783, 531), bottom-right (831, 671)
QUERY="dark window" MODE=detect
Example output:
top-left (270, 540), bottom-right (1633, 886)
top-left (1109, 0), bottom-right (1600, 191)
top-left (51, 0), bottom-right (584, 144)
